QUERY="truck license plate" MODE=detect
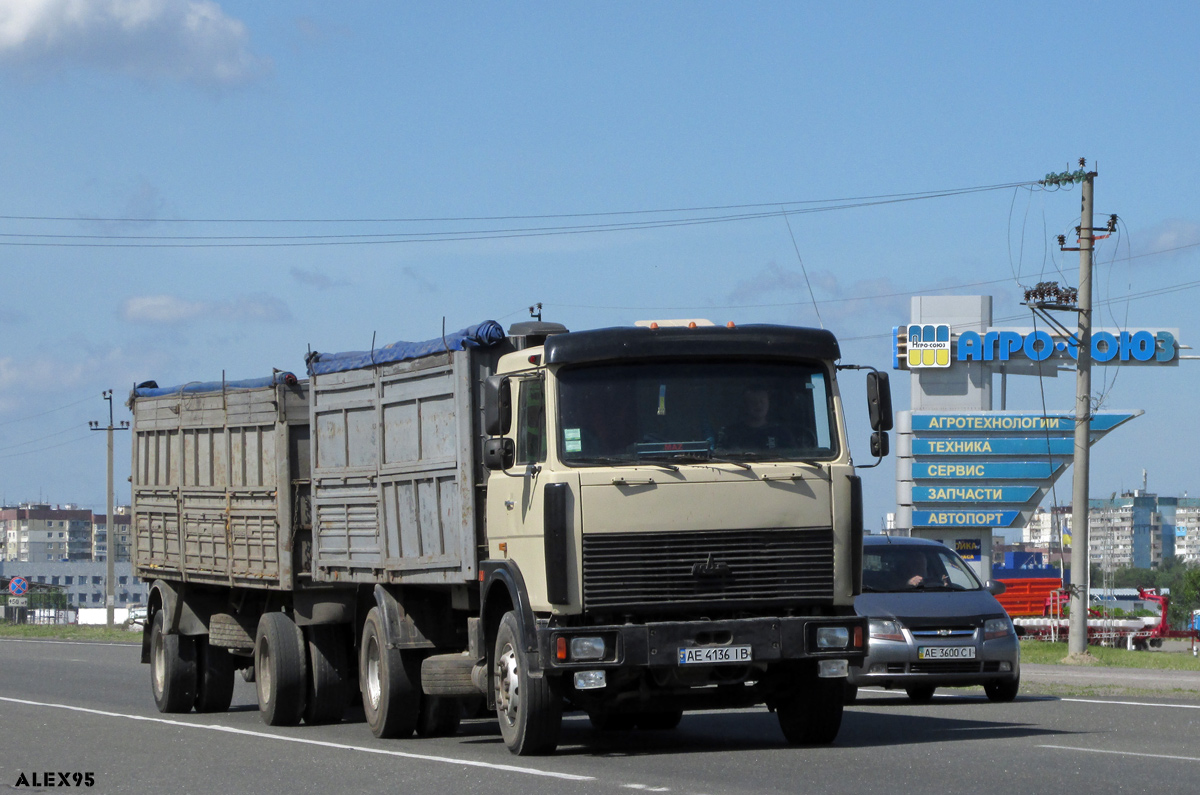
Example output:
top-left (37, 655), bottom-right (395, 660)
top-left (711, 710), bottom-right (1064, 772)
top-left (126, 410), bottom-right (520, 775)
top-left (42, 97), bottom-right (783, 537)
top-left (917, 646), bottom-right (976, 660)
top-left (678, 645), bottom-right (753, 665)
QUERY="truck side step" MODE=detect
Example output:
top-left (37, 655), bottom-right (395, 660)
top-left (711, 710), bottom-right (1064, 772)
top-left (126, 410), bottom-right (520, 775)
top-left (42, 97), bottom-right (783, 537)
top-left (421, 653), bottom-right (485, 696)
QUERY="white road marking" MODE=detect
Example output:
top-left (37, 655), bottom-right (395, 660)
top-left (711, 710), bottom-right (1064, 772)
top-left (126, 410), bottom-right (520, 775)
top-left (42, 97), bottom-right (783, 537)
top-left (1040, 744), bottom-right (1200, 763)
top-left (1059, 697), bottom-right (1200, 710)
top-left (0, 695), bottom-right (594, 782)
top-left (0, 637), bottom-right (137, 647)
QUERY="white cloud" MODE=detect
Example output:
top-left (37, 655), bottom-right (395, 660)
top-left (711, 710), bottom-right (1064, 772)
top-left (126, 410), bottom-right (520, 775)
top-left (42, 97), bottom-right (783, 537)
top-left (121, 293), bottom-right (290, 324)
top-left (1137, 219), bottom-right (1200, 262)
top-left (0, 0), bottom-right (270, 86)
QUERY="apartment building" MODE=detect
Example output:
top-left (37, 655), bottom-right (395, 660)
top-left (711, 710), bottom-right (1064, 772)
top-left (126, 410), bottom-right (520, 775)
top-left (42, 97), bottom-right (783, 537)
top-left (0, 504), bottom-right (94, 563)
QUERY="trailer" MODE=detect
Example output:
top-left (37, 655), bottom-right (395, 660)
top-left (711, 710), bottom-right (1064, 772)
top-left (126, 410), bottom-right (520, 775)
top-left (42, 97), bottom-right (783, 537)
top-left (1013, 587), bottom-right (1200, 651)
top-left (133, 319), bottom-right (892, 754)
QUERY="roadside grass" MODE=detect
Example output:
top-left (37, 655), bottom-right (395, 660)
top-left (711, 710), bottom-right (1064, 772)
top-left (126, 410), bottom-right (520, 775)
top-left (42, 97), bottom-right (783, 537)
top-left (0, 621), bottom-right (140, 643)
top-left (1020, 639), bottom-right (1200, 671)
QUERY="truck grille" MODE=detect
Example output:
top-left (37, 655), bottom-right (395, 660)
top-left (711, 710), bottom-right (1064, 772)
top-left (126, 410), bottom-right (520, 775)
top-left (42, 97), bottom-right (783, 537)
top-left (581, 527), bottom-right (834, 610)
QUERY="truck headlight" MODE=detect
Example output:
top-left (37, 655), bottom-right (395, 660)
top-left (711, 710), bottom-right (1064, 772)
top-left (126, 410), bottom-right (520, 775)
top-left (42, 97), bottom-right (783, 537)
top-left (569, 637), bottom-right (607, 660)
top-left (816, 626), bottom-right (850, 649)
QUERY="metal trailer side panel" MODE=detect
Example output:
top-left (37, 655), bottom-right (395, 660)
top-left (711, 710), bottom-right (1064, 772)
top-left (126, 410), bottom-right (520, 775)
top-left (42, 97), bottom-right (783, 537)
top-left (131, 382), bottom-right (308, 590)
top-left (310, 350), bottom-right (478, 585)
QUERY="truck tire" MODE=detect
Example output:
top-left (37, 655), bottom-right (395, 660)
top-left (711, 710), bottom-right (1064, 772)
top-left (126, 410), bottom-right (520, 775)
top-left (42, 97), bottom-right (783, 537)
top-left (777, 676), bottom-right (844, 745)
top-left (905, 686), bottom-right (935, 704)
top-left (420, 653), bottom-right (478, 696)
top-left (150, 611), bottom-right (197, 713)
top-left (494, 611), bottom-right (562, 755)
top-left (636, 710), bottom-right (683, 731)
top-left (255, 612), bottom-right (307, 726)
top-left (194, 637), bottom-right (235, 713)
top-left (416, 695), bottom-right (462, 737)
top-left (842, 683), bottom-right (859, 705)
top-left (304, 625), bottom-right (347, 725)
top-left (360, 607), bottom-right (419, 738)
top-left (983, 676), bottom-right (1020, 703)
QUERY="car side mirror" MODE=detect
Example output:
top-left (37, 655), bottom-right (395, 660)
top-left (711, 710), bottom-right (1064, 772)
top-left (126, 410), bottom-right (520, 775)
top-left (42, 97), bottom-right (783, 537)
top-left (484, 437), bottom-right (515, 471)
top-left (483, 375), bottom-right (512, 437)
top-left (986, 579), bottom-right (1007, 596)
top-left (867, 371), bottom-right (893, 432)
top-left (870, 431), bottom-right (889, 458)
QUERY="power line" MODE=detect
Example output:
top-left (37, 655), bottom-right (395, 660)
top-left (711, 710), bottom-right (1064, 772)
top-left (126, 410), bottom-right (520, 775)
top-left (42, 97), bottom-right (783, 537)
top-left (0, 181), bottom-right (1041, 225)
top-left (0, 395), bottom-right (96, 427)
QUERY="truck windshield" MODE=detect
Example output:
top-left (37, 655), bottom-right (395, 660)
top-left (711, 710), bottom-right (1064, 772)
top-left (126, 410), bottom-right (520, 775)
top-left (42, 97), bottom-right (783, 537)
top-left (556, 360), bottom-right (838, 465)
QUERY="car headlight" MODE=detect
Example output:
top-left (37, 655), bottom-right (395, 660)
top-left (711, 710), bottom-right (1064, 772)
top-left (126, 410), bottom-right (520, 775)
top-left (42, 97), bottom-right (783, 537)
top-left (984, 617), bottom-right (1012, 640)
top-left (868, 619), bottom-right (905, 642)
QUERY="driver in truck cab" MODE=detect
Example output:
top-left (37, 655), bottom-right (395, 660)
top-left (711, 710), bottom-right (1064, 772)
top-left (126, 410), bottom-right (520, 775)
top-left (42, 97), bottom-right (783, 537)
top-left (719, 384), bottom-right (794, 450)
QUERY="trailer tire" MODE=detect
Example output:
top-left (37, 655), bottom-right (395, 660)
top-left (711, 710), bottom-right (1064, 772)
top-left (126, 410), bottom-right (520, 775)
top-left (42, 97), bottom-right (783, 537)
top-left (416, 696), bottom-right (462, 737)
top-left (984, 676), bottom-right (1020, 703)
top-left (494, 611), bottom-right (562, 755)
top-left (304, 625), bottom-right (348, 725)
top-left (150, 611), bottom-right (197, 714)
top-left (777, 675), bottom-right (843, 745)
top-left (194, 637), bottom-right (235, 713)
top-left (360, 607), bottom-right (419, 738)
top-left (255, 612), bottom-right (307, 727)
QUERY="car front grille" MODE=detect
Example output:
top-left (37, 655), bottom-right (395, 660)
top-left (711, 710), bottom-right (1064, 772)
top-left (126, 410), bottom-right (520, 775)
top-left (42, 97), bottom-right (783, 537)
top-left (581, 527), bottom-right (834, 610)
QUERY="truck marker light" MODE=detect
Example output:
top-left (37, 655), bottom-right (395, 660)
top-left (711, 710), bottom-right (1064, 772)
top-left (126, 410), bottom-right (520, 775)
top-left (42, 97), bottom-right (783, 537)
top-left (556, 636), bottom-right (568, 661)
top-left (688, 321), bottom-right (697, 328)
top-left (498, 542), bottom-right (507, 557)
top-left (726, 321), bottom-right (735, 328)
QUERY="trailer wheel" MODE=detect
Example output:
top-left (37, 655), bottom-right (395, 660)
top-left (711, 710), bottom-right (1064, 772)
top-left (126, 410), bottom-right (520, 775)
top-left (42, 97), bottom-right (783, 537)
top-left (255, 612), bottom-right (307, 726)
top-left (150, 611), bottom-right (197, 713)
top-left (360, 607), bottom-right (419, 738)
top-left (417, 696), bottom-right (462, 737)
top-left (777, 675), bottom-right (843, 745)
top-left (494, 611), bottom-right (562, 755)
top-left (984, 676), bottom-right (1020, 703)
top-left (194, 637), bottom-right (235, 713)
top-left (304, 625), bottom-right (348, 725)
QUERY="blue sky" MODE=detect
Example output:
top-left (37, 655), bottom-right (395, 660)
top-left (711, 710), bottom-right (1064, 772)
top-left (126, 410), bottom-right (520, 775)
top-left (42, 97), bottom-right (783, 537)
top-left (1, 1), bottom-right (1198, 531)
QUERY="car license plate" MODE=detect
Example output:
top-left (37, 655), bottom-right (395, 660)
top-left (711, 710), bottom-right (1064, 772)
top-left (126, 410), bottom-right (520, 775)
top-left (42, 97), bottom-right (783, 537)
top-left (917, 646), bottom-right (976, 660)
top-left (678, 645), bottom-right (753, 665)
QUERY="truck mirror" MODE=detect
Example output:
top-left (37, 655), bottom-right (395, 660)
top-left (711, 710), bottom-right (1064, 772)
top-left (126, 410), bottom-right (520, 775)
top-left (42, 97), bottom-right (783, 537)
top-left (484, 375), bottom-right (512, 436)
top-left (866, 371), bottom-right (893, 431)
top-left (870, 431), bottom-right (889, 458)
top-left (484, 437), bottom-right (515, 470)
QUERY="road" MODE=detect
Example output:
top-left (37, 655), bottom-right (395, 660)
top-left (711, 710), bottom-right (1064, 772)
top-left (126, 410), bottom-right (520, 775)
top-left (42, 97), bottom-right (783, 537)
top-left (1, 637), bottom-right (1198, 794)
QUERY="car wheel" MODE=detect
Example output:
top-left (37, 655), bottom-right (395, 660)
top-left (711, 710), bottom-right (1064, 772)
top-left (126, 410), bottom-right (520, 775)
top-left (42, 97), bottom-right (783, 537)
top-left (905, 685), bottom-right (935, 703)
top-left (984, 676), bottom-right (1020, 703)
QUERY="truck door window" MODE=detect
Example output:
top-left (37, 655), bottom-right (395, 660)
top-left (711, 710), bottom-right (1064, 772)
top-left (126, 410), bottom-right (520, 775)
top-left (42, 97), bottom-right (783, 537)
top-left (516, 378), bottom-right (547, 464)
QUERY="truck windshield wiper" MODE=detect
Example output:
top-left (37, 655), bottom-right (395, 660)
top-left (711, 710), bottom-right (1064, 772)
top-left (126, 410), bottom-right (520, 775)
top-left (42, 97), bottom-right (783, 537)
top-left (673, 454), bottom-right (752, 470)
top-left (572, 455), bottom-right (679, 472)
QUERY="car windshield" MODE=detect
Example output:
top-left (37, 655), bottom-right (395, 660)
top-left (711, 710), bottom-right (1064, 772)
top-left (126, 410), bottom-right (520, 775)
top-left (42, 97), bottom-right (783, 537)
top-left (861, 543), bottom-right (982, 592)
top-left (556, 359), bottom-right (838, 466)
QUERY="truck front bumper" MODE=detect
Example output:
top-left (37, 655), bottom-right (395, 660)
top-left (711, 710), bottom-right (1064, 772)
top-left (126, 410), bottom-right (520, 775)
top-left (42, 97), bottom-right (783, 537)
top-left (536, 615), bottom-right (867, 671)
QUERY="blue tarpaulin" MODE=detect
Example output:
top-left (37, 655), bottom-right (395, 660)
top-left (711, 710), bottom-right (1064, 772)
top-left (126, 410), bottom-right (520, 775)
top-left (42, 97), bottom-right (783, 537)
top-left (306, 320), bottom-right (505, 376)
top-left (133, 371), bottom-right (298, 398)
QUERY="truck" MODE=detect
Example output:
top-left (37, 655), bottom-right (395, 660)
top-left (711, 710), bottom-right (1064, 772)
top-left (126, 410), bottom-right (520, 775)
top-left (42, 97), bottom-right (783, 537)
top-left (131, 318), bottom-right (892, 755)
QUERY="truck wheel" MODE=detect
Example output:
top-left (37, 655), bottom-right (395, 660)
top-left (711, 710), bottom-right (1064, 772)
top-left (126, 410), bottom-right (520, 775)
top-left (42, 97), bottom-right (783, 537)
top-left (983, 676), bottom-right (1020, 703)
top-left (304, 625), bottom-right (347, 725)
top-left (417, 696), bottom-right (462, 737)
top-left (842, 683), bottom-right (859, 705)
top-left (777, 676), bottom-right (843, 745)
top-left (360, 607), bottom-right (419, 738)
top-left (636, 710), bottom-right (683, 731)
top-left (255, 612), bottom-right (307, 726)
top-left (194, 637), bottom-right (235, 713)
top-left (905, 686), bottom-right (935, 704)
top-left (494, 611), bottom-right (562, 755)
top-left (150, 611), bottom-right (197, 713)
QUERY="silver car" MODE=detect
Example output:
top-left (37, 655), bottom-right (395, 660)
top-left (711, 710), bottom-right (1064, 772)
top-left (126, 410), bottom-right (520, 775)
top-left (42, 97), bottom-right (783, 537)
top-left (846, 536), bottom-right (1020, 703)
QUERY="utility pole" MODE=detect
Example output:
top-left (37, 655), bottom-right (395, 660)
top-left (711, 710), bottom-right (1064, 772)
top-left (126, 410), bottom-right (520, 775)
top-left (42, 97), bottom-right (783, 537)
top-left (90, 391), bottom-right (129, 629)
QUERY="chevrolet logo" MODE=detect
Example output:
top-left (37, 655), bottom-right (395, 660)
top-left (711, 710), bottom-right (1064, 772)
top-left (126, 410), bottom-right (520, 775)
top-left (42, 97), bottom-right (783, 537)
top-left (937, 629), bottom-right (952, 636)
